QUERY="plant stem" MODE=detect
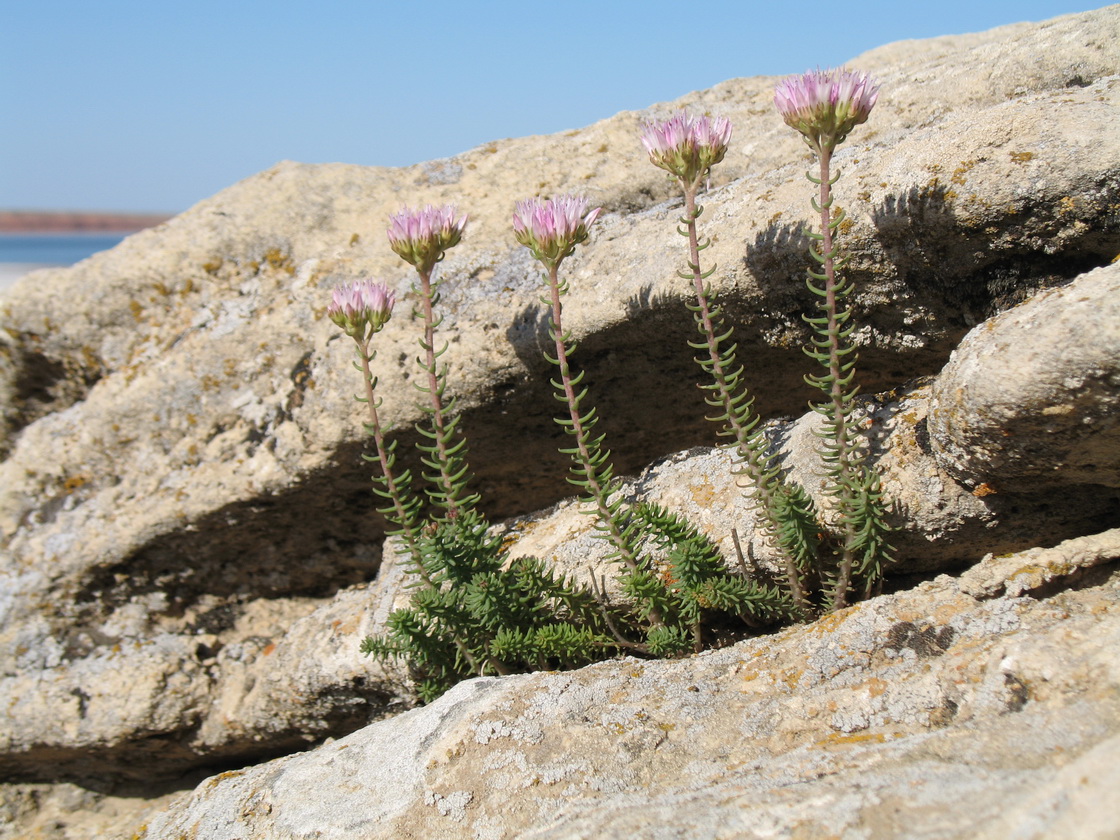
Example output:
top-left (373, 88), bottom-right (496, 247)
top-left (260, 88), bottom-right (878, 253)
top-left (681, 185), bottom-right (811, 614)
top-left (815, 146), bottom-right (858, 609)
top-left (356, 337), bottom-right (422, 565)
top-left (415, 267), bottom-right (470, 518)
top-left (356, 337), bottom-right (497, 677)
top-left (545, 265), bottom-right (663, 629)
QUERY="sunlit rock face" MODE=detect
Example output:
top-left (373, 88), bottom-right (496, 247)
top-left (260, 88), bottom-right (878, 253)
top-left (0, 7), bottom-right (1118, 839)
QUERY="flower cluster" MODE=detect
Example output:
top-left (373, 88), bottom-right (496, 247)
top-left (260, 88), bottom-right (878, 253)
top-left (326, 279), bottom-right (396, 340)
top-left (387, 203), bottom-right (468, 275)
top-left (774, 68), bottom-right (880, 152)
top-left (640, 111), bottom-right (733, 188)
top-left (327, 64), bottom-right (893, 700)
top-left (512, 195), bottom-right (602, 270)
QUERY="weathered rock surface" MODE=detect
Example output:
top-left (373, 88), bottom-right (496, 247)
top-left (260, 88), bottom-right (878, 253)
top-left (930, 262), bottom-right (1120, 489)
top-left (1, 6), bottom-right (1119, 838)
top-left (140, 530), bottom-right (1120, 840)
top-left (501, 375), bottom-right (1118, 589)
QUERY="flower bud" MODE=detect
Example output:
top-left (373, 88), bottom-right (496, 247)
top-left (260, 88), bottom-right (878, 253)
top-left (774, 68), bottom-right (879, 153)
top-left (327, 279), bottom-right (396, 340)
top-left (640, 111), bottom-right (733, 188)
top-left (387, 204), bottom-right (467, 275)
top-left (512, 195), bottom-right (602, 270)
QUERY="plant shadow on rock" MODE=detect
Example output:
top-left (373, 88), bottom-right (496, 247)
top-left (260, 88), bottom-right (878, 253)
top-left (869, 182), bottom-right (1116, 328)
top-left (744, 216), bottom-right (954, 389)
top-left (53, 177), bottom-right (1120, 676)
top-left (497, 290), bottom-right (812, 507)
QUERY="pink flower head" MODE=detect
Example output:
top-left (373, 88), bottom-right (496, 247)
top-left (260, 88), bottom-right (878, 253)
top-left (774, 68), bottom-right (879, 152)
top-left (640, 111), bottom-right (733, 187)
top-left (327, 279), bottom-right (396, 339)
top-left (512, 195), bottom-right (602, 270)
top-left (387, 203), bottom-right (467, 275)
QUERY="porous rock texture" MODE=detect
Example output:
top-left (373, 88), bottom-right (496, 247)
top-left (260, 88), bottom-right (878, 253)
top-left (1, 6), bottom-right (1119, 838)
top-left (930, 262), bottom-right (1120, 489)
top-left (141, 529), bottom-right (1120, 840)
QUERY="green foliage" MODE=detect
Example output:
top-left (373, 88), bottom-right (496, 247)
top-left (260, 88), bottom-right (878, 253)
top-left (665, 164), bottom-right (891, 620)
top-left (541, 266), bottom-right (649, 586)
top-left (535, 256), bottom-right (793, 660)
top-left (359, 453), bottom-right (798, 701)
top-left (349, 337), bottom-right (424, 563)
top-left (361, 510), bottom-right (617, 697)
top-left (800, 159), bottom-right (894, 610)
top-left (346, 115), bottom-right (901, 706)
top-left (412, 265), bottom-right (479, 519)
top-left (688, 271), bottom-right (822, 609)
top-left (631, 502), bottom-right (795, 635)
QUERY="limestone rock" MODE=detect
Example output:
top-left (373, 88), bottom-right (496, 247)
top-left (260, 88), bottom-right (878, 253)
top-left (0, 580), bottom-right (412, 783)
top-left (141, 530), bottom-right (1120, 840)
top-left (0, 7), bottom-right (1119, 836)
top-left (501, 368), bottom-right (1118, 587)
top-left (929, 262), bottom-right (1120, 490)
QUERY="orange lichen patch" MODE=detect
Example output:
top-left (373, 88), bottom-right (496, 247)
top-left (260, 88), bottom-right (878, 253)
top-left (866, 677), bottom-right (888, 698)
top-left (950, 159), bottom-right (979, 186)
top-left (690, 482), bottom-right (717, 507)
top-left (205, 769), bottom-right (246, 789)
top-left (739, 665), bottom-right (781, 693)
top-left (810, 609), bottom-right (856, 635)
top-left (1005, 560), bottom-right (1077, 594)
top-left (930, 599), bottom-right (972, 625)
top-left (738, 666), bottom-right (762, 683)
top-left (62, 474), bottom-right (91, 493)
top-left (261, 642), bottom-right (277, 656)
top-left (331, 616), bottom-right (360, 635)
top-left (780, 667), bottom-right (805, 691)
top-left (261, 248), bottom-right (295, 274)
top-left (815, 731), bottom-right (890, 748)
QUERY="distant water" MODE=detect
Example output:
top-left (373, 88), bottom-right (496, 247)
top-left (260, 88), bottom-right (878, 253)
top-left (0, 233), bottom-right (127, 265)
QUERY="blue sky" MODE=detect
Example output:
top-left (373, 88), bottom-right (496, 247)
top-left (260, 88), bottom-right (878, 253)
top-left (1, 0), bottom-right (1104, 213)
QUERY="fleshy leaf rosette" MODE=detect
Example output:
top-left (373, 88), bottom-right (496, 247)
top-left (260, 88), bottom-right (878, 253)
top-left (640, 111), bottom-right (732, 189)
top-left (327, 279), bottom-right (396, 339)
top-left (387, 203), bottom-right (467, 275)
top-left (512, 195), bottom-right (602, 271)
top-left (774, 67), bottom-right (879, 153)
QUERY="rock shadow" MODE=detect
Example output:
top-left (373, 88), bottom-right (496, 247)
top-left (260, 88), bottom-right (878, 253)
top-left (1, 342), bottom-right (105, 459)
top-left (871, 182), bottom-right (1115, 328)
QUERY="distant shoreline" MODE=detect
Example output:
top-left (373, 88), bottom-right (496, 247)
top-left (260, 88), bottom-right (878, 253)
top-left (0, 210), bottom-right (173, 233)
